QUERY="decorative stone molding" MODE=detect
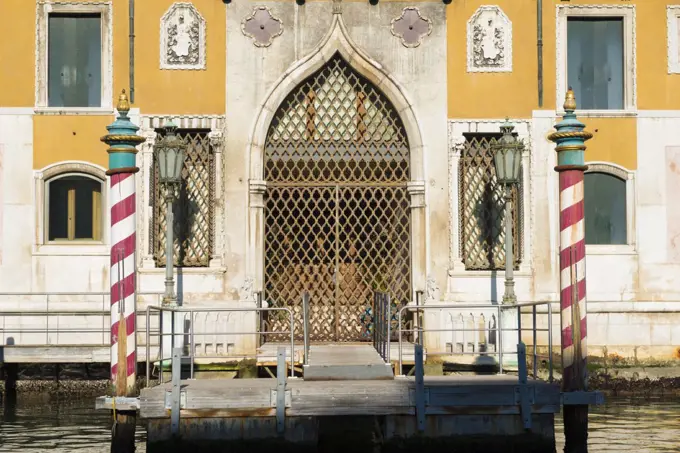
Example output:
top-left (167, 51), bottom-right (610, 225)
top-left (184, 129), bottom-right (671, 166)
top-left (140, 114), bottom-right (226, 131)
top-left (407, 181), bottom-right (426, 208)
top-left (467, 6), bottom-right (512, 73)
top-left (160, 3), bottom-right (206, 70)
top-left (668, 6), bottom-right (680, 74)
top-left (239, 276), bottom-right (256, 302)
top-left (391, 7), bottom-right (432, 48)
top-left (556, 4), bottom-right (636, 113)
top-left (241, 6), bottom-right (283, 48)
top-left (425, 276), bottom-right (440, 302)
top-left (35, 2), bottom-right (113, 111)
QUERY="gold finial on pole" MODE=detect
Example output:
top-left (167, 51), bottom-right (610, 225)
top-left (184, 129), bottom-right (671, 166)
top-left (117, 89), bottom-right (131, 113)
top-left (564, 87), bottom-right (577, 112)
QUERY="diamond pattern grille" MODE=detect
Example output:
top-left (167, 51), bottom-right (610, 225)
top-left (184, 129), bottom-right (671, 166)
top-left (264, 55), bottom-right (411, 342)
top-left (152, 129), bottom-right (214, 267)
top-left (459, 136), bottom-right (522, 270)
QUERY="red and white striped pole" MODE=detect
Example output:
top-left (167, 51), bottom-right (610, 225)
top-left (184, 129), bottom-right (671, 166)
top-left (101, 90), bottom-right (144, 453)
top-left (548, 88), bottom-right (593, 452)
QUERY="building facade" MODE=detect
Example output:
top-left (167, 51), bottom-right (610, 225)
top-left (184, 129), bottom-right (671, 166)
top-left (1, 0), bottom-right (680, 361)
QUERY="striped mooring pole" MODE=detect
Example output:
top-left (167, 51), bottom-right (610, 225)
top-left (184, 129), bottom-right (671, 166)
top-left (548, 88), bottom-right (593, 453)
top-left (101, 90), bottom-right (145, 453)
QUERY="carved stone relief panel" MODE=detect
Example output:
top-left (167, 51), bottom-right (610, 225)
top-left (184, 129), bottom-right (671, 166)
top-left (391, 7), bottom-right (432, 48)
top-left (160, 2), bottom-right (206, 70)
top-left (467, 6), bottom-right (512, 73)
top-left (241, 6), bottom-right (283, 48)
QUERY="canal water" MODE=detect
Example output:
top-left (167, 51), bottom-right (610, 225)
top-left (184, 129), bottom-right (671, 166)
top-left (0, 394), bottom-right (678, 452)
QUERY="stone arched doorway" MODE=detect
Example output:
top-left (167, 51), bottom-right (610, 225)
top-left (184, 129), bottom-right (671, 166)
top-left (263, 53), bottom-right (412, 342)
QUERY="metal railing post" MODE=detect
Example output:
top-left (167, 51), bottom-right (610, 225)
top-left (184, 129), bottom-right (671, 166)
top-left (302, 292), bottom-right (310, 366)
top-left (289, 309), bottom-right (295, 378)
top-left (414, 343), bottom-right (425, 432)
top-left (190, 310), bottom-right (195, 380)
top-left (398, 307), bottom-right (403, 376)
top-left (145, 306), bottom-right (151, 388)
top-left (532, 305), bottom-right (538, 379)
top-left (498, 305), bottom-right (503, 374)
top-left (159, 306), bottom-right (164, 385)
top-left (170, 347), bottom-right (182, 436)
top-left (276, 346), bottom-right (286, 436)
top-left (548, 301), bottom-right (554, 383)
top-left (385, 294), bottom-right (391, 363)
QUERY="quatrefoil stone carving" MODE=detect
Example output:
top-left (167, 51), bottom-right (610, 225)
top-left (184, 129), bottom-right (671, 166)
top-left (241, 6), bottom-right (283, 48)
top-left (391, 7), bottom-right (432, 48)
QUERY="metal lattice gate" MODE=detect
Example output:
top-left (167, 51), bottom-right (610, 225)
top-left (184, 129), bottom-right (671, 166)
top-left (263, 54), bottom-right (412, 342)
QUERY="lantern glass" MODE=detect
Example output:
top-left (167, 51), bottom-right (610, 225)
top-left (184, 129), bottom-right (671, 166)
top-left (492, 120), bottom-right (523, 185)
top-left (154, 121), bottom-right (187, 185)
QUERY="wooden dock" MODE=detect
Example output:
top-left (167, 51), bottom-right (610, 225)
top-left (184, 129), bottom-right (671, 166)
top-left (136, 344), bottom-right (562, 451)
top-left (140, 375), bottom-right (560, 419)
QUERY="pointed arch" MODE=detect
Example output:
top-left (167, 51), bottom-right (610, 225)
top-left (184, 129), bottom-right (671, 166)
top-left (247, 13), bottom-right (425, 182)
top-left (246, 13), bottom-right (427, 302)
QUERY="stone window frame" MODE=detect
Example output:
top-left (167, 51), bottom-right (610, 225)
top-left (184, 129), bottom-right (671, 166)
top-left (556, 4), bottom-right (637, 117)
top-left (35, 1), bottom-right (114, 114)
top-left (33, 161), bottom-right (109, 256)
top-left (667, 5), bottom-right (680, 74)
top-left (583, 161), bottom-right (636, 255)
top-left (447, 119), bottom-right (533, 276)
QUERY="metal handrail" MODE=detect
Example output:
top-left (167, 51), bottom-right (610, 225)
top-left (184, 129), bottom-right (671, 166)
top-left (0, 291), bottom-right (164, 347)
top-left (396, 301), bottom-right (554, 381)
top-left (145, 304), bottom-right (296, 387)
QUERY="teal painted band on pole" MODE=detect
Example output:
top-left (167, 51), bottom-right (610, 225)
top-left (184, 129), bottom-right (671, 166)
top-left (101, 90), bottom-right (143, 173)
top-left (548, 89), bottom-right (593, 169)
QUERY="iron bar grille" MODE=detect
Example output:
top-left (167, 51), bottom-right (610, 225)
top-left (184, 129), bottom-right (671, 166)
top-left (459, 134), bottom-right (523, 270)
top-left (151, 129), bottom-right (215, 267)
top-left (264, 54), bottom-right (412, 342)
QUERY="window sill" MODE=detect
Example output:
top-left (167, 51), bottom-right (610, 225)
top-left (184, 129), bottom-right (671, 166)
top-left (448, 268), bottom-right (533, 278)
top-left (34, 107), bottom-right (114, 116)
top-left (585, 244), bottom-right (637, 256)
top-left (137, 267), bottom-right (227, 275)
top-left (556, 109), bottom-right (637, 118)
top-left (34, 243), bottom-right (109, 256)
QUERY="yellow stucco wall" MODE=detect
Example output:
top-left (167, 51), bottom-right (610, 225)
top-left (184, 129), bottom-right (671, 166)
top-left (0, 0), bottom-right (35, 107)
top-left (134, 0), bottom-right (226, 113)
top-left (33, 115), bottom-right (112, 170)
top-left (0, 0), bottom-right (673, 171)
top-left (581, 117), bottom-right (637, 171)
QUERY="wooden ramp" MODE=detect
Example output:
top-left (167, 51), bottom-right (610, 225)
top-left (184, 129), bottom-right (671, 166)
top-left (303, 344), bottom-right (394, 381)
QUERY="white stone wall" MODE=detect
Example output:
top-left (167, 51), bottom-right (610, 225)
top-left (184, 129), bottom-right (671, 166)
top-left (439, 111), bottom-right (680, 360)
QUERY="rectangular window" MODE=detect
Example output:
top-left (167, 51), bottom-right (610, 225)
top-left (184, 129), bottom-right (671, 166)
top-left (152, 130), bottom-right (215, 267)
top-left (567, 17), bottom-right (624, 110)
top-left (459, 134), bottom-right (522, 271)
top-left (48, 14), bottom-right (102, 108)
